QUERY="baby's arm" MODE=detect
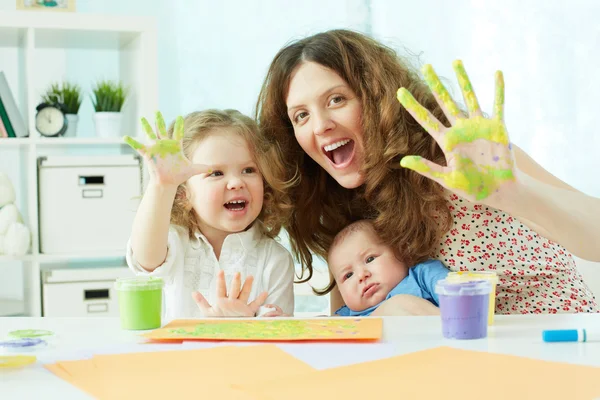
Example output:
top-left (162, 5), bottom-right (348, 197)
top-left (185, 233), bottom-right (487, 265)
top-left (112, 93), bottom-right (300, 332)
top-left (371, 294), bottom-right (440, 317)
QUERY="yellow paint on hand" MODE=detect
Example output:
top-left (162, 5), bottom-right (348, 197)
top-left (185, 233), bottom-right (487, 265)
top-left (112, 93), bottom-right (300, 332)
top-left (422, 64), bottom-right (462, 118)
top-left (397, 88), bottom-right (440, 133)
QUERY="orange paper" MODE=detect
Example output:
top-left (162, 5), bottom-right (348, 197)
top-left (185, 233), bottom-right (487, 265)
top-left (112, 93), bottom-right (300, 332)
top-left (143, 318), bottom-right (383, 341)
top-left (45, 344), bottom-right (315, 400)
top-left (236, 346), bottom-right (600, 400)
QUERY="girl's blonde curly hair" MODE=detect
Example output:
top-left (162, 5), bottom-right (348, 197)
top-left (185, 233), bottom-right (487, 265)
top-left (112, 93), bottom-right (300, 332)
top-left (170, 109), bottom-right (297, 239)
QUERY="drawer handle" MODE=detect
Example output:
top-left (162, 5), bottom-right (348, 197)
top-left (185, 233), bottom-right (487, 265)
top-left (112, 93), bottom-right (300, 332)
top-left (84, 289), bottom-right (109, 300)
top-left (82, 189), bottom-right (103, 198)
top-left (87, 303), bottom-right (108, 313)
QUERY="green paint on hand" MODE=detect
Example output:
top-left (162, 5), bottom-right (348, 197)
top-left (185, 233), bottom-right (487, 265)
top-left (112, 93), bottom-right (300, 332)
top-left (397, 87), bottom-right (440, 132)
top-left (443, 117), bottom-right (509, 152)
top-left (453, 60), bottom-right (481, 114)
top-left (155, 111), bottom-right (167, 138)
top-left (173, 116), bottom-right (185, 141)
top-left (422, 64), bottom-right (461, 118)
top-left (141, 117), bottom-right (157, 140)
top-left (123, 135), bottom-right (144, 151)
top-left (494, 71), bottom-right (505, 121)
top-left (145, 139), bottom-right (182, 158)
top-left (401, 154), bottom-right (514, 201)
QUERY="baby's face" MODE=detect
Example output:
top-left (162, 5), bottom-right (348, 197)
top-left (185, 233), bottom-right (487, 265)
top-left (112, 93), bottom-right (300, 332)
top-left (329, 227), bottom-right (409, 311)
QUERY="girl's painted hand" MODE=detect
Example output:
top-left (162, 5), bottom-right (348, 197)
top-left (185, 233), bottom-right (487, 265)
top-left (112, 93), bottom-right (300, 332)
top-left (192, 270), bottom-right (268, 318)
top-left (396, 61), bottom-right (517, 206)
top-left (123, 111), bottom-right (210, 187)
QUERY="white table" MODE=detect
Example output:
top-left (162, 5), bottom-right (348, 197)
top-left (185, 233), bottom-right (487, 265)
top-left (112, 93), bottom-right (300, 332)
top-left (2, 314), bottom-right (600, 399)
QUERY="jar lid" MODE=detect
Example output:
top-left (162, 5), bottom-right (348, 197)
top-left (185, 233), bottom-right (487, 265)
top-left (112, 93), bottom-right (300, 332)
top-left (447, 271), bottom-right (499, 283)
top-left (435, 279), bottom-right (492, 296)
top-left (115, 276), bottom-right (164, 291)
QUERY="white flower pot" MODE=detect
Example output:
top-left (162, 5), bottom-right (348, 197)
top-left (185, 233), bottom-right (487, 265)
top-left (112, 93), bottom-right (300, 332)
top-left (64, 114), bottom-right (79, 137)
top-left (93, 112), bottom-right (122, 138)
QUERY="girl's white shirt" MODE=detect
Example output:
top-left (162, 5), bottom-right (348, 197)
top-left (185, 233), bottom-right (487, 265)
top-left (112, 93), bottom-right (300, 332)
top-left (126, 223), bottom-right (295, 321)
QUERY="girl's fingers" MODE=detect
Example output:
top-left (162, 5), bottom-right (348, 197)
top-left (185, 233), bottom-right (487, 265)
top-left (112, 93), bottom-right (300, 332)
top-left (216, 270), bottom-right (227, 298)
top-left (123, 136), bottom-right (147, 156)
top-left (452, 60), bottom-right (483, 117)
top-left (422, 64), bottom-right (463, 124)
top-left (173, 116), bottom-right (185, 141)
top-left (238, 275), bottom-right (254, 303)
top-left (141, 117), bottom-right (157, 141)
top-left (191, 291), bottom-right (211, 315)
top-left (155, 111), bottom-right (167, 139)
top-left (228, 272), bottom-right (242, 299)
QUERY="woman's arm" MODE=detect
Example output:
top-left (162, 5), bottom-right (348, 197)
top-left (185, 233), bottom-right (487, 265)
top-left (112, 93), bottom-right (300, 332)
top-left (506, 145), bottom-right (600, 262)
top-left (371, 294), bottom-right (440, 316)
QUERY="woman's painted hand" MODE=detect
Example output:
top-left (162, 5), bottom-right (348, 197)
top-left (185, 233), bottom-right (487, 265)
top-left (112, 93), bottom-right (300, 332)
top-left (123, 111), bottom-right (210, 187)
top-left (397, 61), bottom-right (517, 206)
top-left (192, 271), bottom-right (268, 318)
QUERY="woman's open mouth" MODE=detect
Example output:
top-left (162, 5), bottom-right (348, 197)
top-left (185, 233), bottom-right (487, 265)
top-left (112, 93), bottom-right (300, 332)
top-left (323, 139), bottom-right (355, 168)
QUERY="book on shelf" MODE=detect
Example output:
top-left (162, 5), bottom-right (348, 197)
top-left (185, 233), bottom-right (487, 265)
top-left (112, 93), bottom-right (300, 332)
top-left (0, 115), bottom-right (7, 138)
top-left (0, 71), bottom-right (27, 138)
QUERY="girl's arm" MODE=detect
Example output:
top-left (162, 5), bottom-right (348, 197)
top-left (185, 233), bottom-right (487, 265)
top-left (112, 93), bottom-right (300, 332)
top-left (124, 112), bottom-right (210, 271)
top-left (508, 145), bottom-right (600, 262)
top-left (130, 182), bottom-right (177, 271)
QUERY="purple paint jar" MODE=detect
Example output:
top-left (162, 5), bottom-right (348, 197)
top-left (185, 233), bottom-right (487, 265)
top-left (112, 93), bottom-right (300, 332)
top-left (435, 279), bottom-right (492, 340)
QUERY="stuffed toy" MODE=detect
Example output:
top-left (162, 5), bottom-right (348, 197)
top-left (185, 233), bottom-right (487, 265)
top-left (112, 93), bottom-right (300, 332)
top-left (0, 172), bottom-right (31, 256)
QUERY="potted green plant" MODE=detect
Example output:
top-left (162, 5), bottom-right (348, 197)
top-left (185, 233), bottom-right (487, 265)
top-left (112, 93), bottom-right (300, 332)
top-left (41, 81), bottom-right (83, 137)
top-left (91, 79), bottom-right (128, 138)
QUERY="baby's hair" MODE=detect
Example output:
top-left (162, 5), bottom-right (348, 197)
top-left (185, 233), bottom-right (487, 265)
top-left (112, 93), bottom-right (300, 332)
top-left (328, 219), bottom-right (379, 259)
top-left (169, 109), bottom-right (297, 238)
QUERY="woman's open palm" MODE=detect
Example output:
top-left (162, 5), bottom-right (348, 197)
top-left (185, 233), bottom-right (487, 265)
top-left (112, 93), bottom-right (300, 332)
top-left (123, 111), bottom-right (209, 187)
top-left (396, 60), bottom-right (517, 205)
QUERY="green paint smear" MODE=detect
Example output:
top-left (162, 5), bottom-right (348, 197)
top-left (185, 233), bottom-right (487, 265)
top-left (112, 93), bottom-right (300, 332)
top-left (141, 117), bottom-right (157, 140)
top-left (167, 319), bottom-right (361, 340)
top-left (422, 64), bottom-right (461, 117)
top-left (155, 111), bottom-right (167, 138)
top-left (145, 139), bottom-right (182, 158)
top-left (401, 155), bottom-right (514, 201)
top-left (453, 60), bottom-right (481, 113)
top-left (173, 116), bottom-right (184, 141)
top-left (444, 116), bottom-right (509, 152)
top-left (397, 88), bottom-right (440, 132)
top-left (123, 135), bottom-right (144, 151)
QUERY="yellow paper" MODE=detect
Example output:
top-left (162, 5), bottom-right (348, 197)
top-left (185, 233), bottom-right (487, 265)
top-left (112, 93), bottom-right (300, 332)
top-left (45, 344), bottom-right (315, 400)
top-left (143, 318), bottom-right (383, 341)
top-left (237, 346), bottom-right (600, 400)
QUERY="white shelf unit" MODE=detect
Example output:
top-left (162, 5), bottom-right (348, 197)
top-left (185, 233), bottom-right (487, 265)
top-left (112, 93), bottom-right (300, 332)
top-left (0, 11), bottom-right (158, 317)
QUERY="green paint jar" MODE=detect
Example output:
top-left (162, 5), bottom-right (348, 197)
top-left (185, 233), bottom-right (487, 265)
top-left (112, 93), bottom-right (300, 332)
top-left (115, 277), bottom-right (164, 330)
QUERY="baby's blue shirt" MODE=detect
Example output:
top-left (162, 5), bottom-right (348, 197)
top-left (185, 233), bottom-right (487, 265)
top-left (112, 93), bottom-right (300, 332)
top-left (335, 259), bottom-right (449, 317)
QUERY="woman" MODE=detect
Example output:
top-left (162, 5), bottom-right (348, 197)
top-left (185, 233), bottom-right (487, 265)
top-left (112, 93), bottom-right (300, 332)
top-left (256, 29), bottom-right (599, 314)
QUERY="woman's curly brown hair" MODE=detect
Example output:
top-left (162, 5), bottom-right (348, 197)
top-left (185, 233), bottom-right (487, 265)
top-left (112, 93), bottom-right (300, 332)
top-left (255, 29), bottom-right (453, 292)
top-left (170, 109), bottom-right (297, 239)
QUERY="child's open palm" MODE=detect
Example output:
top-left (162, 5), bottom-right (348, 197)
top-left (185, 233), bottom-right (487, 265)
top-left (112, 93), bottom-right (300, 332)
top-left (123, 111), bottom-right (210, 187)
top-left (192, 271), bottom-right (268, 317)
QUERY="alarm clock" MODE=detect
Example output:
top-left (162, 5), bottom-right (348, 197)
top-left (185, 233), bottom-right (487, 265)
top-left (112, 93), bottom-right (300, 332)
top-left (35, 102), bottom-right (68, 137)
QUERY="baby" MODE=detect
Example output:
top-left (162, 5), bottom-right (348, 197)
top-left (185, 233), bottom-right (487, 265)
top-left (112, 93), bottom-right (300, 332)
top-left (328, 220), bottom-right (450, 316)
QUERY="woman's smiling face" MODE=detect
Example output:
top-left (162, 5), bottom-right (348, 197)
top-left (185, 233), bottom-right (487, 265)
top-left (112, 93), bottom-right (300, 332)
top-left (286, 61), bottom-right (365, 189)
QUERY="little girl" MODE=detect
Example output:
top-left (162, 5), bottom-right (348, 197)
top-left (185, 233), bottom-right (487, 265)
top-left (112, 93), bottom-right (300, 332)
top-left (124, 109), bottom-right (296, 320)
